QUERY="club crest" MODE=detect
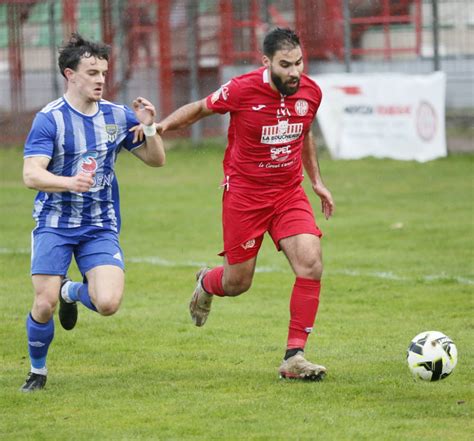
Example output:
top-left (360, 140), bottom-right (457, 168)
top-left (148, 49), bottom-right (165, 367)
top-left (105, 124), bottom-right (118, 142)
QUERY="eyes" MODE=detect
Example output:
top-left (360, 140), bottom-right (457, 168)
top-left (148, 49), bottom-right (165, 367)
top-left (86, 70), bottom-right (107, 78)
top-left (279, 59), bottom-right (303, 69)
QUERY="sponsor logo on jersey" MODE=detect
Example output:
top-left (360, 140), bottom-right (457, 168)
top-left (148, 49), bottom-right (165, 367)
top-left (252, 104), bottom-right (266, 111)
top-left (211, 81), bottom-right (231, 103)
top-left (105, 124), bottom-right (118, 142)
top-left (79, 151), bottom-right (98, 173)
top-left (260, 121), bottom-right (303, 145)
top-left (295, 99), bottom-right (309, 116)
top-left (241, 239), bottom-right (256, 250)
top-left (270, 145), bottom-right (292, 162)
top-left (277, 107), bottom-right (291, 118)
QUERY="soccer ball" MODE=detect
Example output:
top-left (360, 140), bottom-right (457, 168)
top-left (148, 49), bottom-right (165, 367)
top-left (407, 331), bottom-right (458, 381)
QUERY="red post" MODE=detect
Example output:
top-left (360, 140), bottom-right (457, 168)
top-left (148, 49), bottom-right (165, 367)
top-left (63, 0), bottom-right (77, 38)
top-left (250, 0), bottom-right (260, 63)
top-left (157, 0), bottom-right (173, 116)
top-left (414, 0), bottom-right (422, 56)
top-left (101, 0), bottom-right (116, 99)
top-left (7, 2), bottom-right (24, 113)
top-left (219, 0), bottom-right (233, 65)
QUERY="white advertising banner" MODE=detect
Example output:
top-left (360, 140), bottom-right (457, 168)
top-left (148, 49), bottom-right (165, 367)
top-left (312, 72), bottom-right (447, 162)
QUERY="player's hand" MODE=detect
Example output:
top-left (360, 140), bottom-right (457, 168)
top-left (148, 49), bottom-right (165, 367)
top-left (130, 124), bottom-right (145, 143)
top-left (68, 172), bottom-right (95, 193)
top-left (132, 97), bottom-right (156, 126)
top-left (130, 122), bottom-right (164, 143)
top-left (312, 183), bottom-right (334, 220)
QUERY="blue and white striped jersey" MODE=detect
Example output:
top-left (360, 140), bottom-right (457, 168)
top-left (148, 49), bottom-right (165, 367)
top-left (24, 96), bottom-right (144, 232)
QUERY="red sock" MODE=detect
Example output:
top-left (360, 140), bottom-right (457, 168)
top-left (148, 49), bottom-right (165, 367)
top-left (202, 266), bottom-right (225, 296)
top-left (287, 277), bottom-right (321, 349)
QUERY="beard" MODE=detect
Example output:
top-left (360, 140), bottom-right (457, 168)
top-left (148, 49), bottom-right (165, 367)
top-left (270, 70), bottom-right (300, 96)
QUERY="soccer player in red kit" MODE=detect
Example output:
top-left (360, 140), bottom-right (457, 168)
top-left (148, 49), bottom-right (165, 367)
top-left (148, 28), bottom-right (334, 380)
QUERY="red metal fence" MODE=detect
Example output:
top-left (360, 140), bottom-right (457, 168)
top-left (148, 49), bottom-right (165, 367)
top-left (2, 0), bottom-right (468, 146)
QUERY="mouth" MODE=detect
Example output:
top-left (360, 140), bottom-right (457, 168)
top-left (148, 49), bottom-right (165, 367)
top-left (286, 78), bottom-right (299, 87)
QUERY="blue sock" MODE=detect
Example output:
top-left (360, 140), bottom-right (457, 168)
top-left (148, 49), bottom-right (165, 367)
top-left (26, 314), bottom-right (54, 372)
top-left (68, 282), bottom-right (97, 312)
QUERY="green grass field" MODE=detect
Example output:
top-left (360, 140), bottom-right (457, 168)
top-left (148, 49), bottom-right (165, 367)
top-left (0, 143), bottom-right (472, 440)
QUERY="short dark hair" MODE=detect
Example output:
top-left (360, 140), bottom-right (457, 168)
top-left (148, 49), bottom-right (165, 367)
top-left (58, 33), bottom-right (110, 78)
top-left (263, 28), bottom-right (301, 58)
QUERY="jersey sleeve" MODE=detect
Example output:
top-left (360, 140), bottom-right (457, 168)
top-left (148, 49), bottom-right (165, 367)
top-left (121, 105), bottom-right (144, 151)
top-left (206, 78), bottom-right (241, 114)
top-left (24, 112), bottom-right (57, 158)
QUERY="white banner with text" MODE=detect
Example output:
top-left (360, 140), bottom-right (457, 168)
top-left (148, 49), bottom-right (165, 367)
top-left (312, 72), bottom-right (447, 162)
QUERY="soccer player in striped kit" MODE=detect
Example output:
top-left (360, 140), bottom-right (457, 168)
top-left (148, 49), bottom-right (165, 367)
top-left (142, 28), bottom-right (334, 380)
top-left (20, 33), bottom-right (165, 392)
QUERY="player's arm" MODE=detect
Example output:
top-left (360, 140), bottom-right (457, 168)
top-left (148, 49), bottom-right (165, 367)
top-left (157, 99), bottom-right (214, 134)
top-left (130, 97), bottom-right (166, 167)
top-left (302, 130), bottom-right (334, 219)
top-left (23, 156), bottom-right (94, 193)
top-left (130, 99), bottom-right (215, 143)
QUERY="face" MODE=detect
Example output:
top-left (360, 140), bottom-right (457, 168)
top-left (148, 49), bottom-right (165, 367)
top-left (264, 46), bottom-right (304, 96)
top-left (65, 55), bottom-right (108, 102)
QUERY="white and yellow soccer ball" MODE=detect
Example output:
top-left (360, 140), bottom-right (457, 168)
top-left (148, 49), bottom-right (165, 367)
top-left (407, 331), bottom-right (458, 381)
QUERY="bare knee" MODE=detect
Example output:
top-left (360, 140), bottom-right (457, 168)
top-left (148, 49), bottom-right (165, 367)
top-left (32, 294), bottom-right (57, 321)
top-left (297, 259), bottom-right (323, 280)
top-left (97, 301), bottom-right (121, 316)
top-left (223, 275), bottom-right (253, 297)
top-left (32, 290), bottom-right (58, 322)
top-left (89, 289), bottom-right (122, 316)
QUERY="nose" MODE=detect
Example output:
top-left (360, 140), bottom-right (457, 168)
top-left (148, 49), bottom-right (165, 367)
top-left (288, 65), bottom-right (299, 77)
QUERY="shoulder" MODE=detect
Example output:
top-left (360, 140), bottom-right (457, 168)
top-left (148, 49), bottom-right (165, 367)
top-left (300, 74), bottom-right (322, 99)
top-left (236, 67), bottom-right (266, 87)
top-left (99, 99), bottom-right (130, 112)
top-left (38, 97), bottom-right (66, 116)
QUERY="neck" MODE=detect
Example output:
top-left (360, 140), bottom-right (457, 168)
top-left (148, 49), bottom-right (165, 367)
top-left (64, 92), bottom-right (99, 115)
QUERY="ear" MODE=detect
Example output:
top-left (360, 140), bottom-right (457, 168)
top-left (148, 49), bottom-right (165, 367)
top-left (262, 55), bottom-right (271, 68)
top-left (64, 68), bottom-right (75, 82)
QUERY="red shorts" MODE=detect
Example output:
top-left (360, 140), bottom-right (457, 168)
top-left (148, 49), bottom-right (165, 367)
top-left (220, 185), bottom-right (322, 264)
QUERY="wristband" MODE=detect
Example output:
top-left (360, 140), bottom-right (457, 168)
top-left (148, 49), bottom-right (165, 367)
top-left (143, 124), bottom-right (157, 137)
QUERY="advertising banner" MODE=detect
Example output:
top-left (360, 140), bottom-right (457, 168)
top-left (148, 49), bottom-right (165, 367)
top-left (312, 72), bottom-right (447, 162)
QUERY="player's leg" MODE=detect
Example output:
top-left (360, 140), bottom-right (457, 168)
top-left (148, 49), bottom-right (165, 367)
top-left (280, 233), bottom-right (323, 349)
top-left (83, 265), bottom-right (125, 316)
top-left (278, 233), bottom-right (326, 380)
top-left (59, 228), bottom-right (125, 324)
top-left (21, 229), bottom-right (74, 392)
top-left (270, 186), bottom-right (326, 380)
top-left (20, 275), bottom-right (61, 392)
top-left (189, 256), bottom-right (257, 327)
top-left (190, 187), bottom-right (269, 326)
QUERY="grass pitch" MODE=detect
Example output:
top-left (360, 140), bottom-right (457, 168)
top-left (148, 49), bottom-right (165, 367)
top-left (0, 142), bottom-right (472, 440)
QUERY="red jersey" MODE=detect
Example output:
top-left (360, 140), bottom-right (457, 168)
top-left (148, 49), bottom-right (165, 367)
top-left (206, 67), bottom-right (322, 190)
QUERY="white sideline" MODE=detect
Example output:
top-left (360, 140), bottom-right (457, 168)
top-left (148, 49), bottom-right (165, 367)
top-left (1, 248), bottom-right (472, 285)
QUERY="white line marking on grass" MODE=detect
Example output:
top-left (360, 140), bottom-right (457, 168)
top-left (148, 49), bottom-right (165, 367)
top-left (0, 247), bottom-right (29, 254)
top-left (2, 248), bottom-right (473, 285)
top-left (128, 255), bottom-right (474, 285)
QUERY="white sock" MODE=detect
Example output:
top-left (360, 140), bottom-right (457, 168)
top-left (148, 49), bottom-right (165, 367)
top-left (31, 366), bottom-right (48, 376)
top-left (61, 281), bottom-right (73, 303)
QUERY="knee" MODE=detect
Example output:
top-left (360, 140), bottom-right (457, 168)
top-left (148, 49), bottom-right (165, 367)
top-left (90, 290), bottom-right (122, 316)
top-left (223, 276), bottom-right (252, 297)
top-left (96, 298), bottom-right (121, 316)
top-left (298, 260), bottom-right (323, 280)
top-left (33, 290), bottom-right (58, 320)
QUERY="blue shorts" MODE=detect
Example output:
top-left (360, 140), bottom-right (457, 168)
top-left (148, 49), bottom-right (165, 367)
top-left (31, 226), bottom-right (124, 276)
